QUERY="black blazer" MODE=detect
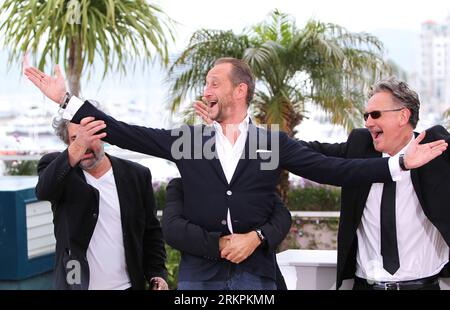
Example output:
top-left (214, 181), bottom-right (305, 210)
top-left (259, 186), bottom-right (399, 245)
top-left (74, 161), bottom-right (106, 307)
top-left (71, 100), bottom-right (393, 281)
top-left (35, 151), bottom-right (167, 289)
top-left (162, 177), bottom-right (288, 289)
top-left (302, 125), bottom-right (450, 288)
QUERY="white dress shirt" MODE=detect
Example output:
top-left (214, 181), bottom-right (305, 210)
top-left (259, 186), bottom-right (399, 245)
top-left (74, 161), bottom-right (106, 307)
top-left (355, 135), bottom-right (449, 281)
top-left (212, 116), bottom-right (250, 233)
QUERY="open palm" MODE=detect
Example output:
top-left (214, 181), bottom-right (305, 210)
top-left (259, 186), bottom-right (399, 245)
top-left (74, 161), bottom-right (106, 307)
top-left (24, 65), bottom-right (67, 104)
top-left (404, 131), bottom-right (448, 169)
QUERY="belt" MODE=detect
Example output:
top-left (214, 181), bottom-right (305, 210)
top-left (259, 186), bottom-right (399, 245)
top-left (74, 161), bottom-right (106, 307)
top-left (355, 275), bottom-right (439, 290)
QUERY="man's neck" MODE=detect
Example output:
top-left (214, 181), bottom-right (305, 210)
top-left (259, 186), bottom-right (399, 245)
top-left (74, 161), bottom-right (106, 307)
top-left (85, 156), bottom-right (112, 179)
top-left (219, 112), bottom-right (248, 145)
top-left (387, 131), bottom-right (414, 156)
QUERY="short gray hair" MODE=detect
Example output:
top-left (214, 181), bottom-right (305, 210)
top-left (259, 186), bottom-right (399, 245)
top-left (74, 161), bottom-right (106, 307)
top-left (52, 100), bottom-right (102, 144)
top-left (52, 116), bottom-right (70, 144)
top-left (369, 77), bottom-right (420, 128)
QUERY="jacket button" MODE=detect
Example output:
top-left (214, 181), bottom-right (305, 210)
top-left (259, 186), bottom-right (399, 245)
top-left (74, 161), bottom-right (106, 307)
top-left (226, 190), bottom-right (232, 196)
top-left (221, 220), bottom-right (227, 225)
top-left (93, 213), bottom-right (98, 219)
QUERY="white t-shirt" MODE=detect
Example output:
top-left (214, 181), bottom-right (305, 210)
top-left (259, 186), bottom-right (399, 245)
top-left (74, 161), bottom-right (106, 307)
top-left (83, 168), bottom-right (131, 290)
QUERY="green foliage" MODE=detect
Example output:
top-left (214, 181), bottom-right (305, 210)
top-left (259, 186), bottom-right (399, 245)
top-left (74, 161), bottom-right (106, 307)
top-left (325, 218), bottom-right (340, 231)
top-left (153, 182), bottom-right (167, 211)
top-left (0, 0), bottom-right (175, 94)
top-left (5, 160), bottom-right (38, 176)
top-left (287, 186), bottom-right (341, 211)
top-left (168, 9), bottom-right (392, 134)
top-left (165, 244), bottom-right (180, 290)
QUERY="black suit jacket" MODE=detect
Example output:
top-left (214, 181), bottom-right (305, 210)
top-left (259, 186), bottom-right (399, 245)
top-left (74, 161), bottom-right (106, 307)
top-left (71, 100), bottom-right (392, 281)
top-left (162, 177), bottom-right (288, 289)
top-left (35, 151), bottom-right (167, 289)
top-left (302, 125), bottom-right (450, 288)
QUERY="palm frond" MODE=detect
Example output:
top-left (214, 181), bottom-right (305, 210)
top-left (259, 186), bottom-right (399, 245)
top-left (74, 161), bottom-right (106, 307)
top-left (167, 29), bottom-right (249, 113)
top-left (0, 0), bottom-right (175, 84)
top-left (168, 9), bottom-right (392, 136)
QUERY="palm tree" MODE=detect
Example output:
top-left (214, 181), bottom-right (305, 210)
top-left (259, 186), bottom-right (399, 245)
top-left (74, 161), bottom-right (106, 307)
top-left (0, 0), bottom-right (175, 96)
top-left (168, 9), bottom-right (392, 204)
top-left (445, 109), bottom-right (450, 130)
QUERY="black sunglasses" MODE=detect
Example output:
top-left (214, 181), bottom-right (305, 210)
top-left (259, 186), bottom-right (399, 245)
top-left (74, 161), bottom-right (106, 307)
top-left (363, 108), bottom-right (404, 121)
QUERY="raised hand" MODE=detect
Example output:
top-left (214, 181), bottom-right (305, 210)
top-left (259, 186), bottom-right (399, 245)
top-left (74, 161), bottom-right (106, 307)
top-left (24, 65), bottom-right (67, 104)
top-left (194, 100), bottom-right (213, 125)
top-left (404, 131), bottom-right (448, 169)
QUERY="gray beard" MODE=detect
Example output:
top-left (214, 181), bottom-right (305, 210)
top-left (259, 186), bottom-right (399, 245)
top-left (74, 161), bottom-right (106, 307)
top-left (79, 150), bottom-right (105, 171)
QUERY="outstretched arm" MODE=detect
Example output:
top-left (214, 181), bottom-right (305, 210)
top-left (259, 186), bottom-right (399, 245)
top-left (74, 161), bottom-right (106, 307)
top-left (280, 131), bottom-right (447, 187)
top-left (24, 66), bottom-right (176, 161)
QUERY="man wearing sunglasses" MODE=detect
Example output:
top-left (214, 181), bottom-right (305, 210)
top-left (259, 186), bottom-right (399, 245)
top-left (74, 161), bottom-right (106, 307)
top-left (300, 77), bottom-right (450, 290)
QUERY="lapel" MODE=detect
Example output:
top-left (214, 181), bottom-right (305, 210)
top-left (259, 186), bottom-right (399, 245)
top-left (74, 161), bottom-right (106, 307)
top-left (75, 166), bottom-right (99, 201)
top-left (107, 155), bottom-right (129, 228)
top-left (353, 138), bottom-right (382, 224)
top-left (201, 126), bottom-right (228, 184)
top-left (202, 121), bottom-right (256, 187)
top-left (229, 124), bottom-right (253, 187)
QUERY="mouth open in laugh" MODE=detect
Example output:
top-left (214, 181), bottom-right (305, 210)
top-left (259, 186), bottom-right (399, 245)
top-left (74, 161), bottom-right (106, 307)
top-left (207, 100), bottom-right (218, 108)
top-left (371, 129), bottom-right (384, 142)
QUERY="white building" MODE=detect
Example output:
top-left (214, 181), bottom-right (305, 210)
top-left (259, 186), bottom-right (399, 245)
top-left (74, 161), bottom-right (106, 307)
top-left (420, 16), bottom-right (450, 115)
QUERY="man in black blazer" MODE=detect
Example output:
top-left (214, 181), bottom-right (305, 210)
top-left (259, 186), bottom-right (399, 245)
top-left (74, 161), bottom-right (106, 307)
top-left (301, 78), bottom-right (450, 290)
top-left (162, 177), bottom-right (288, 290)
top-left (35, 115), bottom-right (167, 290)
top-left (25, 59), bottom-right (446, 290)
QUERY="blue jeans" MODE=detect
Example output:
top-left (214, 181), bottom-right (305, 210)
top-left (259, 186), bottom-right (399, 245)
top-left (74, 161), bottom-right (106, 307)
top-left (178, 264), bottom-right (276, 290)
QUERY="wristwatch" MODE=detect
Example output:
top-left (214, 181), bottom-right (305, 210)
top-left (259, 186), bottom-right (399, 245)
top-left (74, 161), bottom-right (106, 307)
top-left (399, 154), bottom-right (409, 171)
top-left (60, 92), bottom-right (72, 109)
top-left (254, 228), bottom-right (266, 243)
